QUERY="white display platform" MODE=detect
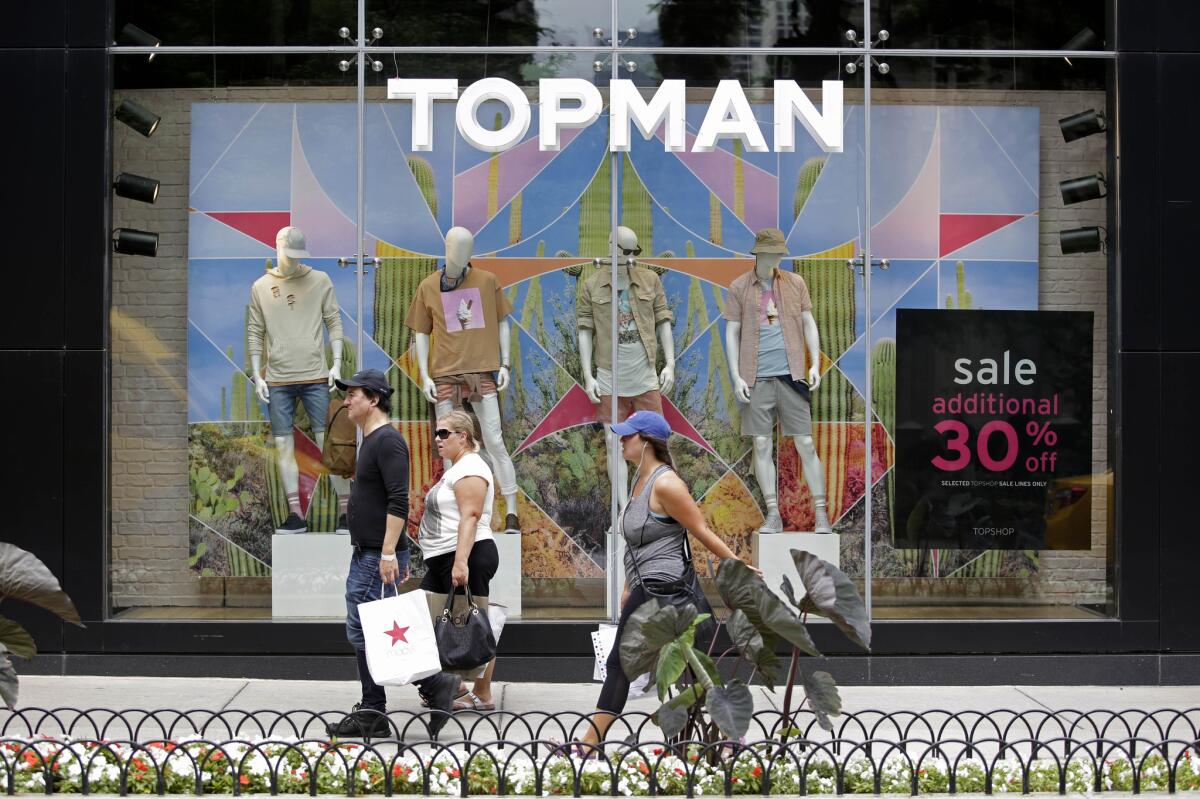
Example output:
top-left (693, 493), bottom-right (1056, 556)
top-left (490, 533), bottom-right (522, 618)
top-left (272, 533), bottom-right (522, 618)
top-left (752, 532), bottom-right (841, 606)
top-left (272, 533), bottom-right (353, 618)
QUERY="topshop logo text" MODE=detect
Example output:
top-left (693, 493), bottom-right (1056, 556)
top-left (387, 78), bottom-right (843, 154)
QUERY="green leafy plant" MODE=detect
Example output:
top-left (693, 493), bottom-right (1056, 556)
top-left (0, 543), bottom-right (85, 708)
top-left (621, 549), bottom-right (870, 743)
top-left (190, 463), bottom-right (251, 521)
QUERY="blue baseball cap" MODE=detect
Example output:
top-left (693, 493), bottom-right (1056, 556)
top-left (609, 410), bottom-right (672, 440)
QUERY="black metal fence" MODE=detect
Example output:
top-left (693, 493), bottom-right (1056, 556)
top-left (1, 707), bottom-right (1198, 796)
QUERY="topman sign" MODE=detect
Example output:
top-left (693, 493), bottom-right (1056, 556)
top-left (387, 78), bottom-right (843, 154)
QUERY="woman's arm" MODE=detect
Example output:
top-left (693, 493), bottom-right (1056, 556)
top-left (450, 475), bottom-right (488, 588)
top-left (654, 473), bottom-right (763, 576)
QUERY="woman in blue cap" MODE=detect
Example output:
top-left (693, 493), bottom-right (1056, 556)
top-left (577, 410), bottom-right (761, 750)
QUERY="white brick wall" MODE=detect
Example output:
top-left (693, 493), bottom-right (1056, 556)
top-left (111, 85), bottom-right (1110, 610)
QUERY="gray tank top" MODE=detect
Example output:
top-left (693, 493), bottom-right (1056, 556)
top-left (621, 464), bottom-right (688, 585)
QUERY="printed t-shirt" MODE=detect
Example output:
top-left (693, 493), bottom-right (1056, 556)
top-left (597, 289), bottom-right (660, 397)
top-left (756, 281), bottom-right (790, 378)
top-left (405, 266), bottom-right (514, 378)
top-left (418, 451), bottom-right (495, 559)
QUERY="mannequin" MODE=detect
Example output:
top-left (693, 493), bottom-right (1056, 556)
top-left (406, 226), bottom-right (521, 533)
top-left (723, 228), bottom-right (832, 534)
top-left (576, 226), bottom-right (675, 510)
top-left (248, 226), bottom-right (350, 533)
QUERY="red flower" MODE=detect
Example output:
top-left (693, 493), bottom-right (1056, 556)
top-left (637, 763), bottom-right (649, 775)
top-left (448, 768), bottom-right (460, 778)
top-left (674, 767), bottom-right (685, 776)
top-left (239, 774), bottom-right (250, 786)
top-left (652, 748), bottom-right (663, 756)
top-left (752, 766), bottom-right (762, 777)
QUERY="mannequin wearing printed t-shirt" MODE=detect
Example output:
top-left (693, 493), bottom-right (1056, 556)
top-left (406, 226), bottom-right (521, 534)
top-left (723, 228), bottom-right (832, 534)
top-left (576, 226), bottom-right (676, 511)
top-left (247, 226), bottom-right (352, 534)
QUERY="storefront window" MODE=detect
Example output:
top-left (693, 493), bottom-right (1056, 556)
top-left (108, 5), bottom-right (1116, 625)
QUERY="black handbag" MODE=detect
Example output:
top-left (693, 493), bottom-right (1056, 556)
top-left (433, 586), bottom-right (497, 671)
top-left (627, 499), bottom-right (717, 654)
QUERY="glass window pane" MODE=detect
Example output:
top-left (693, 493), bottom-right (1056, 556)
top-left (872, 0), bottom-right (1113, 52)
top-left (620, 0), bottom-right (864, 49)
top-left (367, 0), bottom-right (612, 47)
top-left (866, 55), bottom-right (1114, 620)
top-left (113, 0), bottom-right (358, 47)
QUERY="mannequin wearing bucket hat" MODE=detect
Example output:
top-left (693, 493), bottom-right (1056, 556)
top-left (723, 228), bottom-right (833, 534)
top-left (247, 226), bottom-right (350, 534)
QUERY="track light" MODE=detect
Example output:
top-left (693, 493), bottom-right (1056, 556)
top-left (112, 228), bottom-right (159, 257)
top-left (1059, 109), bottom-right (1105, 142)
top-left (1060, 173), bottom-right (1106, 205)
top-left (1059, 227), bottom-right (1104, 255)
top-left (114, 99), bottom-right (160, 137)
top-left (1060, 27), bottom-right (1099, 66)
top-left (118, 23), bottom-right (161, 61)
top-left (113, 173), bottom-right (160, 204)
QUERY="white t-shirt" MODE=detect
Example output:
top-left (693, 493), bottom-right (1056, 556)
top-left (418, 451), bottom-right (495, 558)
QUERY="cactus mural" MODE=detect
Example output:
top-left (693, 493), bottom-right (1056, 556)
top-left (794, 156), bottom-right (826, 220)
top-left (872, 337), bottom-right (897, 537)
top-left (509, 191), bottom-right (523, 245)
top-left (733, 139), bottom-right (745, 222)
top-left (408, 156), bottom-right (438, 218)
top-left (305, 473), bottom-right (339, 533)
top-left (708, 193), bottom-right (722, 246)
top-left (794, 247), bottom-right (857, 423)
top-left (620, 154), bottom-right (653, 256)
top-left (946, 261), bottom-right (974, 309)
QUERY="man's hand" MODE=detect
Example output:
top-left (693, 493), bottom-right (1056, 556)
top-left (733, 377), bottom-right (751, 403)
top-left (451, 559), bottom-right (469, 589)
top-left (582, 373), bottom-right (600, 404)
top-left (379, 556), bottom-right (403, 586)
top-left (421, 377), bottom-right (438, 403)
top-left (254, 376), bottom-right (270, 403)
top-left (807, 364), bottom-right (822, 390)
top-left (328, 361), bottom-right (342, 392)
top-left (496, 365), bottom-right (510, 392)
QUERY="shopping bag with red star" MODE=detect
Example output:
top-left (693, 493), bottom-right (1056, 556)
top-left (359, 585), bottom-right (441, 686)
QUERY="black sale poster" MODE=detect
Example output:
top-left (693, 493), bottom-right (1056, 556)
top-left (893, 309), bottom-right (1093, 550)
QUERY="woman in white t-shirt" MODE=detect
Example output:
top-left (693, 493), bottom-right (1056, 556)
top-left (417, 409), bottom-right (500, 711)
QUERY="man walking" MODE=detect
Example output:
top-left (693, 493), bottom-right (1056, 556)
top-left (325, 368), bottom-right (460, 739)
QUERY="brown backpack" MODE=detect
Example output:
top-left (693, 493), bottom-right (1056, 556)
top-left (322, 394), bottom-right (357, 477)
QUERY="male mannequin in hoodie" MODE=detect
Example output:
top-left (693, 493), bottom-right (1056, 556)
top-left (247, 226), bottom-right (351, 533)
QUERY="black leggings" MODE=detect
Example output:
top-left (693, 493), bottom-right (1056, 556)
top-left (420, 538), bottom-right (499, 596)
top-left (597, 583), bottom-right (649, 714)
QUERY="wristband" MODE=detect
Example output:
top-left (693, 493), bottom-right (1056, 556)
top-left (380, 552), bottom-right (397, 562)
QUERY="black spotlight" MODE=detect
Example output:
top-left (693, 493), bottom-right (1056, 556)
top-left (113, 173), bottom-right (160, 204)
top-left (1059, 109), bottom-right (1106, 142)
top-left (118, 23), bottom-right (161, 61)
top-left (1059, 227), bottom-right (1104, 255)
top-left (1061, 27), bottom-right (1099, 65)
top-left (1060, 173), bottom-right (1106, 205)
top-left (114, 99), bottom-right (160, 137)
top-left (113, 228), bottom-right (159, 257)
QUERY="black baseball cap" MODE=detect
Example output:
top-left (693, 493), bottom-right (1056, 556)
top-left (334, 368), bottom-right (394, 396)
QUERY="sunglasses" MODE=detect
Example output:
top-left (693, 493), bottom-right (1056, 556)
top-left (434, 428), bottom-right (458, 440)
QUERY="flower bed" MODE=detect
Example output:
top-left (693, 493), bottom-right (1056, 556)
top-left (1, 737), bottom-right (1198, 795)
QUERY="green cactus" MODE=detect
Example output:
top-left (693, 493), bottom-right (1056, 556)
top-left (579, 155), bottom-right (611, 260)
top-left (684, 241), bottom-right (696, 258)
top-left (620, 153), bottom-right (653, 256)
top-left (190, 463), bottom-right (251, 522)
top-left (305, 473), bottom-right (339, 533)
top-left (509, 191), bottom-right (523, 245)
top-left (708, 193), bottom-right (722, 246)
top-left (872, 337), bottom-right (898, 537)
top-left (733, 139), bottom-right (745, 221)
top-left (265, 445), bottom-right (288, 529)
top-left (374, 254), bottom-right (437, 421)
top-left (794, 156), bottom-right (826, 220)
top-left (229, 343), bottom-right (246, 422)
top-left (794, 257), bottom-right (856, 422)
top-left (220, 386), bottom-right (227, 422)
top-left (945, 261), bottom-right (974, 309)
top-left (408, 156), bottom-right (438, 217)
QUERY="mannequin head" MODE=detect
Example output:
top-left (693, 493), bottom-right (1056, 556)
top-left (749, 228), bottom-right (788, 281)
top-left (275, 226), bottom-right (310, 276)
top-left (445, 226), bottom-right (474, 278)
top-left (610, 226), bottom-right (641, 268)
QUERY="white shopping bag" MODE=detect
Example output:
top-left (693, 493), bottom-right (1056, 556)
top-left (360, 586), bottom-right (441, 686)
top-left (591, 624), bottom-right (653, 699)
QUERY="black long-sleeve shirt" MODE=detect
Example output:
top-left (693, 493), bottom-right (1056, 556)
top-left (348, 424), bottom-right (410, 550)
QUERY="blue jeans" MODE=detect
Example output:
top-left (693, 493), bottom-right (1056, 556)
top-left (267, 381), bottom-right (329, 437)
top-left (345, 548), bottom-right (412, 710)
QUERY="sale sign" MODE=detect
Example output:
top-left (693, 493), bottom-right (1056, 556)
top-left (893, 309), bottom-right (1093, 550)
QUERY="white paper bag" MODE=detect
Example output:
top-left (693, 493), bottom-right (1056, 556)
top-left (591, 624), bottom-right (653, 699)
top-left (360, 588), bottom-right (441, 686)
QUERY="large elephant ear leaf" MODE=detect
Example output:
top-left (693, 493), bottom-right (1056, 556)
top-left (0, 645), bottom-right (17, 709)
top-left (620, 599), bottom-right (664, 680)
top-left (0, 544), bottom-right (82, 626)
top-left (792, 551), bottom-right (871, 650)
top-left (726, 610), bottom-right (781, 690)
top-left (642, 603), bottom-right (697, 649)
top-left (800, 668), bottom-right (842, 732)
top-left (705, 679), bottom-right (754, 741)
top-left (0, 617), bottom-right (35, 660)
top-left (716, 559), bottom-right (821, 657)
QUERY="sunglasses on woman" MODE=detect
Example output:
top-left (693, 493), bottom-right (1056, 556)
top-left (434, 428), bottom-right (459, 440)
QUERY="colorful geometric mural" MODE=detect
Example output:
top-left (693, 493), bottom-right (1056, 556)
top-left (185, 100), bottom-right (1039, 585)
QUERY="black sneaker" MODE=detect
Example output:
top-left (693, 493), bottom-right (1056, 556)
top-left (423, 672), bottom-right (461, 739)
top-left (278, 513), bottom-right (307, 534)
top-left (325, 703), bottom-right (391, 739)
top-left (335, 513), bottom-right (350, 534)
top-left (503, 512), bottom-right (520, 533)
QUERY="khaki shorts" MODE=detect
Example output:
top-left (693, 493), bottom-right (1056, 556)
top-left (434, 372), bottom-right (497, 408)
top-left (741, 377), bottom-right (812, 437)
top-left (594, 389), bottom-right (663, 424)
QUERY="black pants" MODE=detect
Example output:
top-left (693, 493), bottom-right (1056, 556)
top-left (420, 538), bottom-right (499, 596)
top-left (597, 583), bottom-right (649, 714)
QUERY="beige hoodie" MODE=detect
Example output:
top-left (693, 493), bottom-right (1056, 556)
top-left (246, 265), bottom-right (344, 384)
